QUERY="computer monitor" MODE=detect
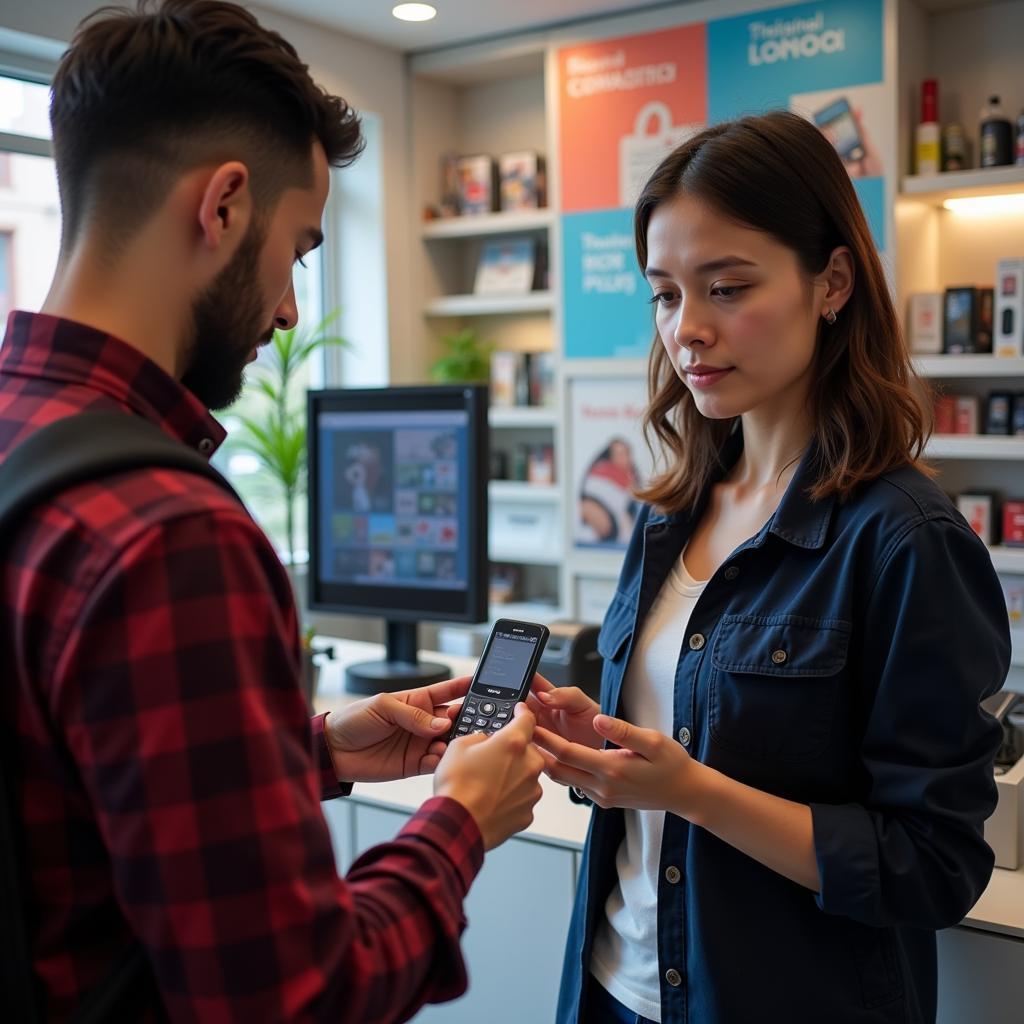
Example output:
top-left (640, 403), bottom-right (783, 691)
top-left (307, 385), bottom-right (489, 694)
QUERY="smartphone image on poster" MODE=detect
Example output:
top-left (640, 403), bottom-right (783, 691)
top-left (449, 619), bottom-right (550, 740)
top-left (813, 97), bottom-right (866, 164)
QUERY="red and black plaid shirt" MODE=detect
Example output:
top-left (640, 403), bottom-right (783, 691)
top-left (0, 311), bottom-right (483, 1022)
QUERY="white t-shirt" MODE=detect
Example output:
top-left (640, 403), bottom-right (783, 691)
top-left (589, 552), bottom-right (707, 1022)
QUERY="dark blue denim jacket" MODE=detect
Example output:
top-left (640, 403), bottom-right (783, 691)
top-left (557, 435), bottom-right (1008, 1024)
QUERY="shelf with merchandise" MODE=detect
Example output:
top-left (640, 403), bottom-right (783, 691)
top-left (914, 355), bottom-right (1024, 378)
top-left (422, 209), bottom-right (553, 240)
top-left (424, 291), bottom-right (554, 317)
top-left (488, 480), bottom-right (560, 503)
top-left (488, 405), bottom-right (558, 429)
top-left (991, 546), bottom-right (1024, 574)
top-left (900, 165), bottom-right (1024, 204)
top-left (925, 435), bottom-right (1024, 459)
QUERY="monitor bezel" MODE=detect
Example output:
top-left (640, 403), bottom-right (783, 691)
top-left (307, 385), bottom-right (489, 624)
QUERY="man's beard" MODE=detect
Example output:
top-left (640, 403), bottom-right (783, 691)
top-left (181, 220), bottom-right (273, 411)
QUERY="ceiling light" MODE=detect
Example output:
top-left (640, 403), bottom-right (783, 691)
top-left (392, 3), bottom-right (437, 21)
top-left (942, 194), bottom-right (1024, 216)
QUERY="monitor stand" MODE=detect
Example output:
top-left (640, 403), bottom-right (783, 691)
top-left (345, 620), bottom-right (451, 695)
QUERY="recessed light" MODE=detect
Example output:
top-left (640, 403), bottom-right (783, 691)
top-left (392, 3), bottom-right (437, 21)
top-left (942, 194), bottom-right (1024, 215)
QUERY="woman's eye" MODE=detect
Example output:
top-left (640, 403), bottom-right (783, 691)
top-left (712, 284), bottom-right (747, 299)
top-left (295, 253), bottom-right (308, 269)
top-left (647, 292), bottom-right (676, 306)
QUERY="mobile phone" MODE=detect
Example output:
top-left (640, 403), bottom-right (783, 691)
top-left (813, 97), bottom-right (866, 164)
top-left (449, 618), bottom-right (550, 740)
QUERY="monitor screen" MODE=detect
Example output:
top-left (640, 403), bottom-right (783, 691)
top-left (307, 386), bottom-right (488, 623)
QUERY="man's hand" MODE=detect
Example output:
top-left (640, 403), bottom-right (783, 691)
top-left (434, 705), bottom-right (545, 851)
top-left (324, 676), bottom-right (470, 783)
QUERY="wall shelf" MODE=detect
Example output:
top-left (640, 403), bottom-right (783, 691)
top-left (489, 481), bottom-right (560, 503)
top-left (900, 166), bottom-right (1024, 204)
top-left (422, 209), bottom-right (553, 240)
top-left (991, 547), bottom-right (1024, 574)
top-left (490, 544), bottom-right (562, 566)
top-left (914, 356), bottom-right (1024, 378)
top-left (489, 406), bottom-right (558, 428)
top-left (925, 436), bottom-right (1024, 459)
top-left (424, 291), bottom-right (554, 317)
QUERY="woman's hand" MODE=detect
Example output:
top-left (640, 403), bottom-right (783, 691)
top-left (526, 675), bottom-right (603, 750)
top-left (534, 713), bottom-right (710, 816)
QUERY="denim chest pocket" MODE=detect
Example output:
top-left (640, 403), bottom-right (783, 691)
top-left (596, 592), bottom-right (635, 712)
top-left (709, 613), bottom-right (851, 762)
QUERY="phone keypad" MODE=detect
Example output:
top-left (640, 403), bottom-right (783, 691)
top-left (450, 699), bottom-right (516, 739)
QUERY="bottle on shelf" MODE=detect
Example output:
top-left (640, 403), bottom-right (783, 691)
top-left (942, 122), bottom-right (969, 172)
top-left (980, 95), bottom-right (1013, 168)
top-left (1016, 110), bottom-right (1024, 167)
top-left (915, 79), bottom-right (941, 176)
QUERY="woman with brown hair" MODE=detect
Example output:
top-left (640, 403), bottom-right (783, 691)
top-left (534, 111), bottom-right (1009, 1024)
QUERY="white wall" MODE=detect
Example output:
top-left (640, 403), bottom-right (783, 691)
top-left (0, 0), bottom-right (414, 382)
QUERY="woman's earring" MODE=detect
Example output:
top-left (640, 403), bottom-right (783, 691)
top-left (824, 308), bottom-right (838, 325)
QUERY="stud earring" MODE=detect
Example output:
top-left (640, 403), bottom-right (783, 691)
top-left (824, 308), bottom-right (838, 325)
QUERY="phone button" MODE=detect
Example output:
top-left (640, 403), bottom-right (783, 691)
top-left (475, 718), bottom-right (489, 728)
top-left (461, 715), bottom-right (473, 724)
top-left (456, 726), bottom-right (470, 735)
top-left (480, 702), bottom-right (497, 716)
top-left (496, 711), bottom-right (509, 721)
top-left (499, 702), bottom-right (512, 711)
top-left (491, 722), bottom-right (504, 730)
top-left (465, 704), bottom-right (479, 715)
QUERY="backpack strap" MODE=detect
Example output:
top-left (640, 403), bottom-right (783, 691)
top-left (0, 411), bottom-right (240, 1022)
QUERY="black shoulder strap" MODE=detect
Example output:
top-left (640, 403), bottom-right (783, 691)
top-left (0, 411), bottom-right (239, 1022)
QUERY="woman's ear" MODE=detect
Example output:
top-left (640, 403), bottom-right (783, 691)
top-left (819, 245), bottom-right (855, 317)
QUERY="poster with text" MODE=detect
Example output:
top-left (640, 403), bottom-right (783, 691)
top-left (558, 0), bottom-right (890, 360)
top-left (571, 378), bottom-right (654, 550)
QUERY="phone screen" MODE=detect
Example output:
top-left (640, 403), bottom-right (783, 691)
top-left (472, 628), bottom-right (543, 700)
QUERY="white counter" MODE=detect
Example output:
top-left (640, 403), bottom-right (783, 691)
top-left (315, 638), bottom-right (1024, 940)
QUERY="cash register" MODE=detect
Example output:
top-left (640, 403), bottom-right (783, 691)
top-left (537, 621), bottom-right (603, 701)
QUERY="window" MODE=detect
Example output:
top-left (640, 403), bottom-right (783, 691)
top-left (0, 74), bottom-right (59, 342)
top-left (215, 241), bottom-right (328, 564)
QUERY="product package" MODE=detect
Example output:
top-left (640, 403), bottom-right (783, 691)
top-left (473, 239), bottom-right (536, 295)
top-left (908, 293), bottom-right (943, 354)
top-left (995, 259), bottom-right (1024, 357)
top-left (1003, 500), bottom-right (1024, 546)
top-left (498, 151), bottom-right (546, 211)
top-left (987, 392), bottom-right (1014, 435)
top-left (934, 394), bottom-right (956, 434)
top-left (958, 492), bottom-right (999, 545)
top-left (528, 351), bottom-right (556, 407)
top-left (954, 395), bottom-right (980, 434)
top-left (456, 154), bottom-right (497, 215)
top-left (944, 287), bottom-right (993, 353)
top-left (489, 350), bottom-right (527, 408)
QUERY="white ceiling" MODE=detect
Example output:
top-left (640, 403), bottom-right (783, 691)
top-left (257, 0), bottom-right (657, 53)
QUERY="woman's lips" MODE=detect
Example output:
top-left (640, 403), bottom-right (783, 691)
top-left (683, 365), bottom-right (734, 389)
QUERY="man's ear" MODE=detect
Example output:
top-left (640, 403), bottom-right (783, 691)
top-left (819, 245), bottom-right (855, 316)
top-left (196, 161), bottom-right (252, 256)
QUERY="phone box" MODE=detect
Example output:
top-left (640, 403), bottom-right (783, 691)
top-left (944, 287), bottom-right (979, 354)
top-left (995, 259), bottom-right (1024, 357)
top-left (954, 395), bottom-right (979, 434)
top-left (977, 287), bottom-right (995, 352)
top-left (908, 293), bottom-right (943, 354)
top-left (1003, 501), bottom-right (1024, 546)
top-left (456, 154), bottom-right (497, 215)
top-left (958, 492), bottom-right (999, 545)
top-left (498, 150), bottom-right (545, 211)
top-left (987, 392), bottom-right (1013, 435)
top-left (934, 394), bottom-right (956, 434)
top-left (987, 752), bottom-right (1024, 869)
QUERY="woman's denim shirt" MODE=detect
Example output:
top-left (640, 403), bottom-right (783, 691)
top-left (557, 436), bottom-right (1008, 1024)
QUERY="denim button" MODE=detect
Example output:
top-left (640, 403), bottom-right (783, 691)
top-left (688, 633), bottom-right (705, 651)
top-left (724, 565), bottom-right (739, 581)
top-left (665, 865), bottom-right (681, 884)
top-left (198, 438), bottom-right (214, 454)
top-left (772, 649), bottom-right (788, 665)
top-left (678, 726), bottom-right (691, 746)
top-left (665, 968), bottom-right (682, 987)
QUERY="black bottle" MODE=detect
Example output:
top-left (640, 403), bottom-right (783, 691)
top-left (980, 94), bottom-right (1013, 167)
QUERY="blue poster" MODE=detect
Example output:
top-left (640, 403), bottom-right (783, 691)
top-left (562, 209), bottom-right (652, 360)
top-left (706, 0), bottom-right (883, 122)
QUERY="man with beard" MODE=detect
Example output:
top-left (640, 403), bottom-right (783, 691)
top-left (0, 2), bottom-right (545, 1021)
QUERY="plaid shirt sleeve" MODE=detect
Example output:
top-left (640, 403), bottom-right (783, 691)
top-left (50, 504), bottom-right (484, 1023)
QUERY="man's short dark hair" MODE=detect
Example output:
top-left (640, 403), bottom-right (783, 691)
top-left (50, 0), bottom-right (364, 255)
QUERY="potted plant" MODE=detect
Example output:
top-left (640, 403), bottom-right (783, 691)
top-left (429, 326), bottom-right (492, 383)
top-left (226, 310), bottom-right (348, 569)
